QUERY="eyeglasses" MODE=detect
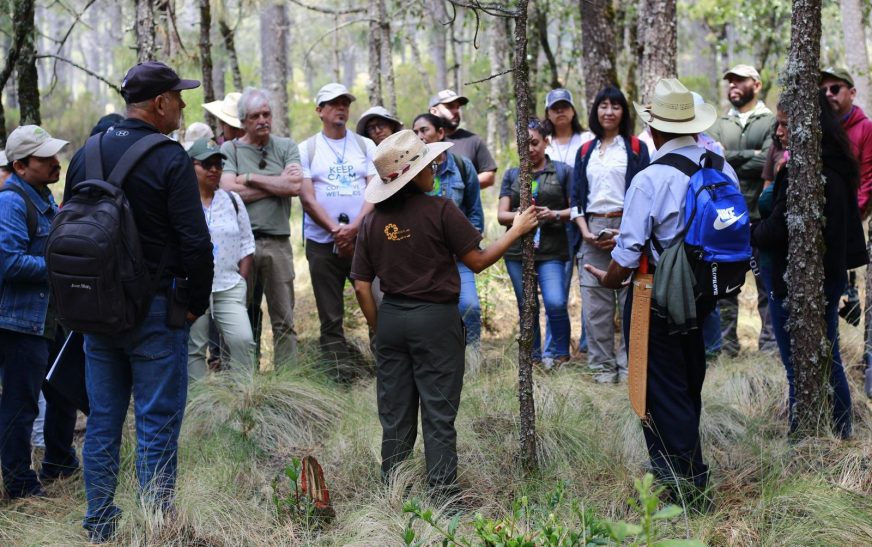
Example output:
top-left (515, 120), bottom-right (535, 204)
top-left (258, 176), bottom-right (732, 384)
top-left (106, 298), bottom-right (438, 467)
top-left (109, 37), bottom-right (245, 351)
top-left (195, 158), bottom-right (224, 171)
top-left (822, 84), bottom-right (846, 95)
top-left (258, 148), bottom-right (267, 170)
top-left (366, 120), bottom-right (389, 133)
top-left (431, 162), bottom-right (438, 173)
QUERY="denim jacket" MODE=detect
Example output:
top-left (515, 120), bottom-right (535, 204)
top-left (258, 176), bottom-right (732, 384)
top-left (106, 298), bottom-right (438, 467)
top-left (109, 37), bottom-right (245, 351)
top-left (428, 152), bottom-right (484, 232)
top-left (0, 175), bottom-right (57, 335)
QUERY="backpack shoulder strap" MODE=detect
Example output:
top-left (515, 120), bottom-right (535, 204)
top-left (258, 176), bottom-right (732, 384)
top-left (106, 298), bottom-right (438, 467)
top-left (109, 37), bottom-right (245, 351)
top-left (227, 190), bottom-right (240, 215)
top-left (0, 185), bottom-right (37, 241)
top-left (84, 133), bottom-right (105, 180)
top-left (354, 133), bottom-right (368, 157)
top-left (580, 140), bottom-right (593, 159)
top-left (702, 149), bottom-right (725, 170)
top-left (106, 133), bottom-right (171, 187)
top-left (651, 152), bottom-right (701, 178)
top-left (629, 135), bottom-right (641, 156)
top-left (307, 135), bottom-right (317, 166)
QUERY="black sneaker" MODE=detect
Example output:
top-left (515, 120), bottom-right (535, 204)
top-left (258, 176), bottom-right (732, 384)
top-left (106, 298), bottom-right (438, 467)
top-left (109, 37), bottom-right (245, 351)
top-left (839, 299), bottom-right (861, 327)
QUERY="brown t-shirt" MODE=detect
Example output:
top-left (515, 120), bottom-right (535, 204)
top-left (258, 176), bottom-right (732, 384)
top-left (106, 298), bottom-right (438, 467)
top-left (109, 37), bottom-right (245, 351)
top-left (351, 193), bottom-right (483, 303)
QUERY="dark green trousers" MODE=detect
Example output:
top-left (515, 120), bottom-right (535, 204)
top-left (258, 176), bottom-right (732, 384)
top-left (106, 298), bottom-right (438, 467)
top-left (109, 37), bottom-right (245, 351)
top-left (376, 295), bottom-right (465, 486)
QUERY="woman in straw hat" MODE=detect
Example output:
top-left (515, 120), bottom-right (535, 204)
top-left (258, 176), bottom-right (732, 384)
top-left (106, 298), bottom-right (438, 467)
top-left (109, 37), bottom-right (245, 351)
top-left (351, 130), bottom-right (537, 495)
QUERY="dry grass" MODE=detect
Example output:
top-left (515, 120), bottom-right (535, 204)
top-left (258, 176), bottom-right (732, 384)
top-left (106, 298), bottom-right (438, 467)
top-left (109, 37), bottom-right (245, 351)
top-left (4, 191), bottom-right (871, 545)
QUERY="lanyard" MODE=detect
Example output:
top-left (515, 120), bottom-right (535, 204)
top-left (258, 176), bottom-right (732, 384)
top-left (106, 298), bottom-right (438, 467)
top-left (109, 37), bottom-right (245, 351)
top-left (321, 132), bottom-right (348, 164)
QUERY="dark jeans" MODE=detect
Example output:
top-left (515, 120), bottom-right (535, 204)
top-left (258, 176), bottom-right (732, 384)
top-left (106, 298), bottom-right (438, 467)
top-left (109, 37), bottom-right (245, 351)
top-left (624, 287), bottom-right (715, 494)
top-left (82, 295), bottom-right (188, 542)
top-left (306, 240), bottom-right (355, 374)
top-left (40, 329), bottom-right (80, 480)
top-left (769, 278), bottom-right (852, 438)
top-left (376, 296), bottom-right (464, 486)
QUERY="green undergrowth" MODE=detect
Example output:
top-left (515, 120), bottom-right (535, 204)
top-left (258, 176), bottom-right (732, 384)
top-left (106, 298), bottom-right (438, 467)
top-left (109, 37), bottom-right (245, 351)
top-left (0, 347), bottom-right (870, 546)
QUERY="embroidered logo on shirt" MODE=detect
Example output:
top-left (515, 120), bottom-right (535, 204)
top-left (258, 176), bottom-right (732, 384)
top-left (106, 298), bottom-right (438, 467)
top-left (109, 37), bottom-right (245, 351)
top-left (384, 223), bottom-right (411, 241)
top-left (712, 207), bottom-right (746, 230)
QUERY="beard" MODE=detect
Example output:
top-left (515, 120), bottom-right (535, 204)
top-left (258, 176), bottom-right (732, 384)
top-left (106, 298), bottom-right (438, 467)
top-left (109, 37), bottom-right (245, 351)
top-left (729, 90), bottom-right (754, 109)
top-left (442, 115), bottom-right (460, 131)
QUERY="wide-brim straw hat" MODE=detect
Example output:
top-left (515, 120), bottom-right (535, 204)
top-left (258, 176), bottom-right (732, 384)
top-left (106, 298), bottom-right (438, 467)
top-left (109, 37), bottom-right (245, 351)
top-left (366, 130), bottom-right (453, 204)
top-left (203, 92), bottom-right (242, 129)
top-left (633, 79), bottom-right (717, 135)
top-left (356, 106), bottom-right (403, 137)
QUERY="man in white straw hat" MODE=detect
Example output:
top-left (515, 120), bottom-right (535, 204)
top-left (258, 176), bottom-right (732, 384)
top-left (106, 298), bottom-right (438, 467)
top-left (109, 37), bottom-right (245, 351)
top-left (203, 92), bottom-right (245, 144)
top-left (585, 78), bottom-right (740, 509)
top-left (350, 129), bottom-right (537, 496)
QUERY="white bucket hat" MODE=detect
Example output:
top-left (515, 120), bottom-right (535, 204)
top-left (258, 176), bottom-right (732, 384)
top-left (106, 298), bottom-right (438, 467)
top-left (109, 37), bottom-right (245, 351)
top-left (633, 79), bottom-right (717, 135)
top-left (203, 92), bottom-right (242, 129)
top-left (366, 130), bottom-right (453, 204)
top-left (356, 106), bottom-right (403, 137)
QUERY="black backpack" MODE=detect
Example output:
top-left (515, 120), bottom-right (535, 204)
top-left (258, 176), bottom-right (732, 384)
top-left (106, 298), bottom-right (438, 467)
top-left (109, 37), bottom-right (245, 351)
top-left (46, 133), bottom-right (171, 334)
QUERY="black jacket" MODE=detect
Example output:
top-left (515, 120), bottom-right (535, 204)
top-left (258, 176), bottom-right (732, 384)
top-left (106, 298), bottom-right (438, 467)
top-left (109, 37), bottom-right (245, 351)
top-left (751, 156), bottom-right (867, 299)
top-left (64, 118), bottom-right (214, 315)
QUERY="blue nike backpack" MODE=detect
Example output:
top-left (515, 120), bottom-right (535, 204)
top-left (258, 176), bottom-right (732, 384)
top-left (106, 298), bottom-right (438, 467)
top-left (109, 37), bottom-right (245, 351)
top-left (651, 150), bottom-right (752, 298)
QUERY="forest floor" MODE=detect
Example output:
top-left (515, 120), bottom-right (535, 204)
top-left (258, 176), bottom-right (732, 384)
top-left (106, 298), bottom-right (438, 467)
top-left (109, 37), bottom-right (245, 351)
top-left (2, 189), bottom-right (871, 546)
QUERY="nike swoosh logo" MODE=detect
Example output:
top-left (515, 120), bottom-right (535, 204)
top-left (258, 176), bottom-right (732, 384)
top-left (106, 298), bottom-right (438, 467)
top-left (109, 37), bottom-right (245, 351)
top-left (713, 212), bottom-right (746, 230)
top-left (725, 283), bottom-right (743, 293)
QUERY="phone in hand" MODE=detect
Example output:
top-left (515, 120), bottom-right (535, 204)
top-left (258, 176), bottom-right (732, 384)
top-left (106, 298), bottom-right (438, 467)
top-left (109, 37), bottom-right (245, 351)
top-left (596, 229), bottom-right (616, 241)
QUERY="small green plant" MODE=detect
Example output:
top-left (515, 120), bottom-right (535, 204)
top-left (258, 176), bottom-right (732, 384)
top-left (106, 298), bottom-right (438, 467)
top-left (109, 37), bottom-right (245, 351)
top-left (401, 474), bottom-right (705, 546)
top-left (272, 457), bottom-right (323, 529)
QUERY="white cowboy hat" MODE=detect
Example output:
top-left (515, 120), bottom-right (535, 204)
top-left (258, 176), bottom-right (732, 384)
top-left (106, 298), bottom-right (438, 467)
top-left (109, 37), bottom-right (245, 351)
top-left (366, 130), bottom-right (453, 204)
top-left (203, 92), bottom-right (242, 129)
top-left (633, 79), bottom-right (717, 135)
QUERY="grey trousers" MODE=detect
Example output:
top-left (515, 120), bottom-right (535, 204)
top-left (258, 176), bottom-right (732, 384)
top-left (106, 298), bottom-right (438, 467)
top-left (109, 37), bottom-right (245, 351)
top-left (376, 296), bottom-right (465, 487)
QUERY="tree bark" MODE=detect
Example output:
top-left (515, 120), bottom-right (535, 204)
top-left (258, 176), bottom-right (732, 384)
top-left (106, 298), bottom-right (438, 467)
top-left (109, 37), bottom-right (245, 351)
top-left (0, 0), bottom-right (26, 144)
top-left (15, 0), bottom-right (40, 126)
top-left (535, 1), bottom-right (560, 90)
top-left (839, 0), bottom-right (871, 113)
top-left (134, 0), bottom-right (157, 62)
top-left (618, 1), bottom-right (638, 123)
top-left (784, 0), bottom-right (830, 438)
top-left (487, 16), bottom-right (511, 154)
top-left (581, 0), bottom-right (619, 107)
top-left (511, 0), bottom-right (538, 473)
top-left (429, 0), bottom-right (448, 91)
top-left (379, 0), bottom-right (397, 114)
top-left (259, 2), bottom-right (290, 136)
top-left (449, 9), bottom-right (462, 91)
top-left (218, 17), bottom-right (243, 92)
top-left (636, 0), bottom-right (677, 103)
top-left (367, 0), bottom-right (383, 106)
top-left (199, 0), bottom-right (216, 130)
top-left (405, 26), bottom-right (432, 97)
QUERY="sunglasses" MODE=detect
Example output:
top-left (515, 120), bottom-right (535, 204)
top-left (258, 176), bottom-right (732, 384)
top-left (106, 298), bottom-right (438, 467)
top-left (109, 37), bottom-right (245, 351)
top-left (821, 84), bottom-right (846, 95)
top-left (195, 158), bottom-right (224, 171)
top-left (258, 148), bottom-right (268, 170)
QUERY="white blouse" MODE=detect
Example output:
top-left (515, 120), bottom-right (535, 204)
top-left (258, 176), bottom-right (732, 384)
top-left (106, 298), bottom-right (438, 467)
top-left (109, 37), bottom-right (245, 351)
top-left (584, 137), bottom-right (628, 214)
top-left (202, 189), bottom-right (255, 293)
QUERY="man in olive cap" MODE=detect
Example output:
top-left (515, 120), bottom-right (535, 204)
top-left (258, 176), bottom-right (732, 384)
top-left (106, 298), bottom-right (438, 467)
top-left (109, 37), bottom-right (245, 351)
top-left (708, 64), bottom-right (776, 357)
top-left (64, 61), bottom-right (214, 543)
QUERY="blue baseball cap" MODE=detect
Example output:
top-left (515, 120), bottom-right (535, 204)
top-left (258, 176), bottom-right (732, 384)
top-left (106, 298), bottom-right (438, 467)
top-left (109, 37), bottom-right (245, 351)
top-left (545, 88), bottom-right (575, 109)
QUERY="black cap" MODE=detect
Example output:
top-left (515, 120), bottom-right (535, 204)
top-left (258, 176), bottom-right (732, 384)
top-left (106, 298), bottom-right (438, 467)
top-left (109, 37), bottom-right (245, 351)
top-left (121, 61), bottom-right (200, 104)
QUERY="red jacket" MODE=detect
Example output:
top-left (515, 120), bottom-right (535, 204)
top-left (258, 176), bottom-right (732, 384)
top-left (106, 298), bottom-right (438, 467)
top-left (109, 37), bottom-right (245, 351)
top-left (845, 106), bottom-right (872, 215)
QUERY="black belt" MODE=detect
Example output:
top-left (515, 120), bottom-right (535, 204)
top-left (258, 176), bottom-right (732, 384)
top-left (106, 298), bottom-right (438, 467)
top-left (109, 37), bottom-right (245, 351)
top-left (253, 232), bottom-right (288, 240)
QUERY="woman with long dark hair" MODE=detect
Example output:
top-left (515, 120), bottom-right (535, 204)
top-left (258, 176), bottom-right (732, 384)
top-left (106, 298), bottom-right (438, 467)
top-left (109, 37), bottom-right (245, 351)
top-left (570, 86), bottom-right (650, 383)
top-left (752, 90), bottom-right (867, 438)
top-left (351, 130), bottom-right (536, 495)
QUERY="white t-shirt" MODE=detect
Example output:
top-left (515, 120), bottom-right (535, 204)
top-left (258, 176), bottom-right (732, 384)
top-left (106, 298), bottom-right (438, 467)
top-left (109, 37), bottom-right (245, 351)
top-left (300, 131), bottom-right (377, 244)
top-left (546, 131), bottom-right (594, 167)
top-left (203, 189), bottom-right (256, 293)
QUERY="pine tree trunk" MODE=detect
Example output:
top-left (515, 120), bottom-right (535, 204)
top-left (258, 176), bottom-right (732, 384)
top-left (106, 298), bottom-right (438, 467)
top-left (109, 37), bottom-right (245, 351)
top-left (636, 0), bottom-right (676, 103)
top-left (785, 0), bottom-right (830, 438)
top-left (134, 0), bottom-right (157, 62)
top-left (429, 0), bottom-right (448, 91)
top-left (406, 27), bottom-right (431, 97)
top-left (449, 12), bottom-right (461, 91)
top-left (367, 0), bottom-right (383, 106)
top-left (259, 2), bottom-right (290, 136)
top-left (15, 0), bottom-right (40, 125)
top-left (620, 2), bottom-right (638, 122)
top-left (379, 0), bottom-right (397, 115)
top-left (199, 0), bottom-right (216, 130)
top-left (840, 0), bottom-right (871, 113)
top-left (487, 16), bottom-right (510, 154)
top-left (511, 0), bottom-right (538, 473)
top-left (535, 2), bottom-right (560, 89)
top-left (581, 0), bottom-right (618, 107)
top-left (218, 18), bottom-right (243, 92)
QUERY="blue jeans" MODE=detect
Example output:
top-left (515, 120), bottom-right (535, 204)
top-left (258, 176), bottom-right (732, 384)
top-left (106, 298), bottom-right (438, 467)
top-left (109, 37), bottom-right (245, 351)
top-left (82, 296), bottom-right (189, 541)
top-left (457, 262), bottom-right (481, 346)
top-left (505, 259), bottom-right (571, 360)
top-left (769, 278), bottom-right (852, 438)
top-left (545, 258), bottom-right (587, 353)
top-left (0, 330), bottom-right (49, 497)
